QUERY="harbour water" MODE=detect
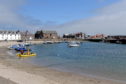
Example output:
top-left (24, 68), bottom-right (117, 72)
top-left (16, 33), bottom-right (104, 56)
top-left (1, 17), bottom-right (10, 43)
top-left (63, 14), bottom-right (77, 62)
top-left (14, 42), bottom-right (126, 82)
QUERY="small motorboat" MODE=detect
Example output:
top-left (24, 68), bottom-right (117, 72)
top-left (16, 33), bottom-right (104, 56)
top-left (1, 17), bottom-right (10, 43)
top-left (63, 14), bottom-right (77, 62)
top-left (16, 49), bottom-right (36, 57)
top-left (68, 41), bottom-right (80, 47)
top-left (24, 42), bottom-right (31, 46)
top-left (16, 53), bottom-right (36, 57)
top-left (8, 45), bottom-right (19, 50)
top-left (44, 41), bottom-right (54, 44)
top-left (8, 44), bottom-right (25, 50)
top-left (15, 47), bottom-right (27, 51)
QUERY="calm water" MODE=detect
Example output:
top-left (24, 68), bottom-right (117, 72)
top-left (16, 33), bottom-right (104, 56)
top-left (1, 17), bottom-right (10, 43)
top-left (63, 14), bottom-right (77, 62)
top-left (16, 42), bottom-right (126, 82)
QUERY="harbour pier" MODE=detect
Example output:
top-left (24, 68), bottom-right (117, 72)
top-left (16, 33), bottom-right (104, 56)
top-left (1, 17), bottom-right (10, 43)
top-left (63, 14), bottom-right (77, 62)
top-left (104, 35), bottom-right (126, 44)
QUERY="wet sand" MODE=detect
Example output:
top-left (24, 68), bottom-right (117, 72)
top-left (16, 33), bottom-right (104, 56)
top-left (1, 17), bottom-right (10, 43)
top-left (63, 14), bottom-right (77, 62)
top-left (0, 76), bottom-right (16, 84)
top-left (0, 42), bottom-right (125, 84)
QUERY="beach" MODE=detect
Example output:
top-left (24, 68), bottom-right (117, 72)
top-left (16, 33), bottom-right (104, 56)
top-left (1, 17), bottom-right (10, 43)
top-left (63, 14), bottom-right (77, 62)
top-left (0, 42), bottom-right (125, 84)
top-left (0, 41), bottom-right (44, 47)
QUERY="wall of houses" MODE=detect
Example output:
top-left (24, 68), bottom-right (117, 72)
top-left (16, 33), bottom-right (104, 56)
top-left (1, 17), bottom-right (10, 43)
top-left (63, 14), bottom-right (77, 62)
top-left (0, 31), bottom-right (21, 41)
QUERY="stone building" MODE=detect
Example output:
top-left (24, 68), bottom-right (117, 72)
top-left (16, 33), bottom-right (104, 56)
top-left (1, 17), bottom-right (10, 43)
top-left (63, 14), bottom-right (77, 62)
top-left (35, 30), bottom-right (58, 39)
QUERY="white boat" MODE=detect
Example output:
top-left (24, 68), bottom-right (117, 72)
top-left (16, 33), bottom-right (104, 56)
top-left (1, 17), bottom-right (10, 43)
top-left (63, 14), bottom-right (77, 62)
top-left (24, 42), bottom-right (31, 46)
top-left (8, 46), bottom-right (15, 50)
top-left (8, 44), bottom-right (24, 50)
top-left (68, 41), bottom-right (80, 47)
top-left (43, 41), bottom-right (54, 44)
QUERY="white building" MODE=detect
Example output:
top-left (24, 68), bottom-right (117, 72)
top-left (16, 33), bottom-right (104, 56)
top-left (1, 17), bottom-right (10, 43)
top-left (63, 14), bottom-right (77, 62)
top-left (0, 31), bottom-right (21, 41)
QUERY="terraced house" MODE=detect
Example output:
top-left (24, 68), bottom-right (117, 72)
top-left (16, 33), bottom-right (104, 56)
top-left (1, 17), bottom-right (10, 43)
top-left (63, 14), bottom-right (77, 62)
top-left (0, 31), bottom-right (21, 41)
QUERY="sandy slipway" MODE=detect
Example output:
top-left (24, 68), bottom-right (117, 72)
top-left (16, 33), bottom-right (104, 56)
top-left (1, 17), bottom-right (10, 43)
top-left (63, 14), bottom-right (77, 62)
top-left (0, 63), bottom-right (124, 84)
top-left (0, 64), bottom-right (57, 84)
top-left (0, 76), bottom-right (16, 84)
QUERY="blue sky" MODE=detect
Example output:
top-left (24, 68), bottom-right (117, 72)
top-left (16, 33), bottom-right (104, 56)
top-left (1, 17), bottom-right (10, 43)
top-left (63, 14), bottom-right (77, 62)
top-left (21, 0), bottom-right (119, 24)
top-left (0, 0), bottom-right (126, 35)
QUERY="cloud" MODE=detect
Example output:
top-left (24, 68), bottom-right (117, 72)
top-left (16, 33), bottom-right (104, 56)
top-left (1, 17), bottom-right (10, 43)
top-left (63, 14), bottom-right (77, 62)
top-left (51, 0), bottom-right (126, 35)
top-left (0, 0), bottom-right (125, 35)
top-left (0, 0), bottom-right (42, 32)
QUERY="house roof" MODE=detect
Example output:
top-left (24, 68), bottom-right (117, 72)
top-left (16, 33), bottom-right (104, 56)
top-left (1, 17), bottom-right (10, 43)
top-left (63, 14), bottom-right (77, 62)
top-left (20, 31), bottom-right (33, 36)
top-left (0, 30), bottom-right (20, 34)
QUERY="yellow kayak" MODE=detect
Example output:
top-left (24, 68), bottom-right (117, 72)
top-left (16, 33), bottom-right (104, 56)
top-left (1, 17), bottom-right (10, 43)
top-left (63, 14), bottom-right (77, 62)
top-left (17, 53), bottom-right (36, 57)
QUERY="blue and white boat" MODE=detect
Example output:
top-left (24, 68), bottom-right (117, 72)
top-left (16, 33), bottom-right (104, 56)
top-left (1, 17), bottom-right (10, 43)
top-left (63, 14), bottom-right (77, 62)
top-left (8, 45), bottom-right (19, 50)
top-left (15, 47), bottom-right (27, 51)
top-left (24, 42), bottom-right (32, 46)
top-left (8, 44), bottom-right (27, 51)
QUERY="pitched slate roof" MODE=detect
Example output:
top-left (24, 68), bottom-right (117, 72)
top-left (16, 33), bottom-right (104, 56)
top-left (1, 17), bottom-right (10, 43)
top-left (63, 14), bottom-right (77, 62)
top-left (0, 30), bottom-right (20, 34)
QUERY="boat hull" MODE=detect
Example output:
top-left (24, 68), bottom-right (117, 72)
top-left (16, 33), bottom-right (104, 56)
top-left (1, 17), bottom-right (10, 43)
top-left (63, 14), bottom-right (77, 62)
top-left (68, 44), bottom-right (80, 47)
top-left (17, 53), bottom-right (36, 57)
top-left (68, 41), bottom-right (80, 47)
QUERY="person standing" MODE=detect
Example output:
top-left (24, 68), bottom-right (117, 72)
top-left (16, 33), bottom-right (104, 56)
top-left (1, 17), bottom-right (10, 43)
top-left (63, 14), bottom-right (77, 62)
top-left (20, 50), bottom-right (24, 55)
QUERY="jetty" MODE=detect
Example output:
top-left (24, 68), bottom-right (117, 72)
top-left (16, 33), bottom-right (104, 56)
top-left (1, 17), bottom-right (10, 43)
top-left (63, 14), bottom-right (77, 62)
top-left (104, 35), bottom-right (126, 44)
top-left (86, 35), bottom-right (126, 44)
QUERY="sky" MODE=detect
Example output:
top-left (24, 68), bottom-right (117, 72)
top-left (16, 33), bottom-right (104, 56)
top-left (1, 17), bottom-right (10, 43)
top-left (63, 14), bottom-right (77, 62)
top-left (22, 0), bottom-right (118, 24)
top-left (0, 0), bottom-right (126, 35)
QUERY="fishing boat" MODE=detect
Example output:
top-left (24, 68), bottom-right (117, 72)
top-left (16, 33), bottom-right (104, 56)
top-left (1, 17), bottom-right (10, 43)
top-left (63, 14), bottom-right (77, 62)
top-left (68, 41), bottom-right (80, 47)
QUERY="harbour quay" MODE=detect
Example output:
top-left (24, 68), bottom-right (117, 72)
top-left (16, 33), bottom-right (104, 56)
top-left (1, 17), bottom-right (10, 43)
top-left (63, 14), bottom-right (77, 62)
top-left (86, 35), bottom-right (126, 44)
top-left (104, 35), bottom-right (126, 44)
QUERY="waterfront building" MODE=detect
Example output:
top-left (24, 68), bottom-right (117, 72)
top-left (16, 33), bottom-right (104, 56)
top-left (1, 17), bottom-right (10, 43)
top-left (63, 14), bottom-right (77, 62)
top-left (63, 34), bottom-right (75, 38)
top-left (75, 32), bottom-right (86, 39)
top-left (88, 34), bottom-right (105, 39)
top-left (86, 34), bottom-right (105, 42)
top-left (20, 31), bottom-right (34, 41)
top-left (63, 32), bottom-right (86, 39)
top-left (35, 30), bottom-right (58, 39)
top-left (0, 31), bottom-right (21, 41)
